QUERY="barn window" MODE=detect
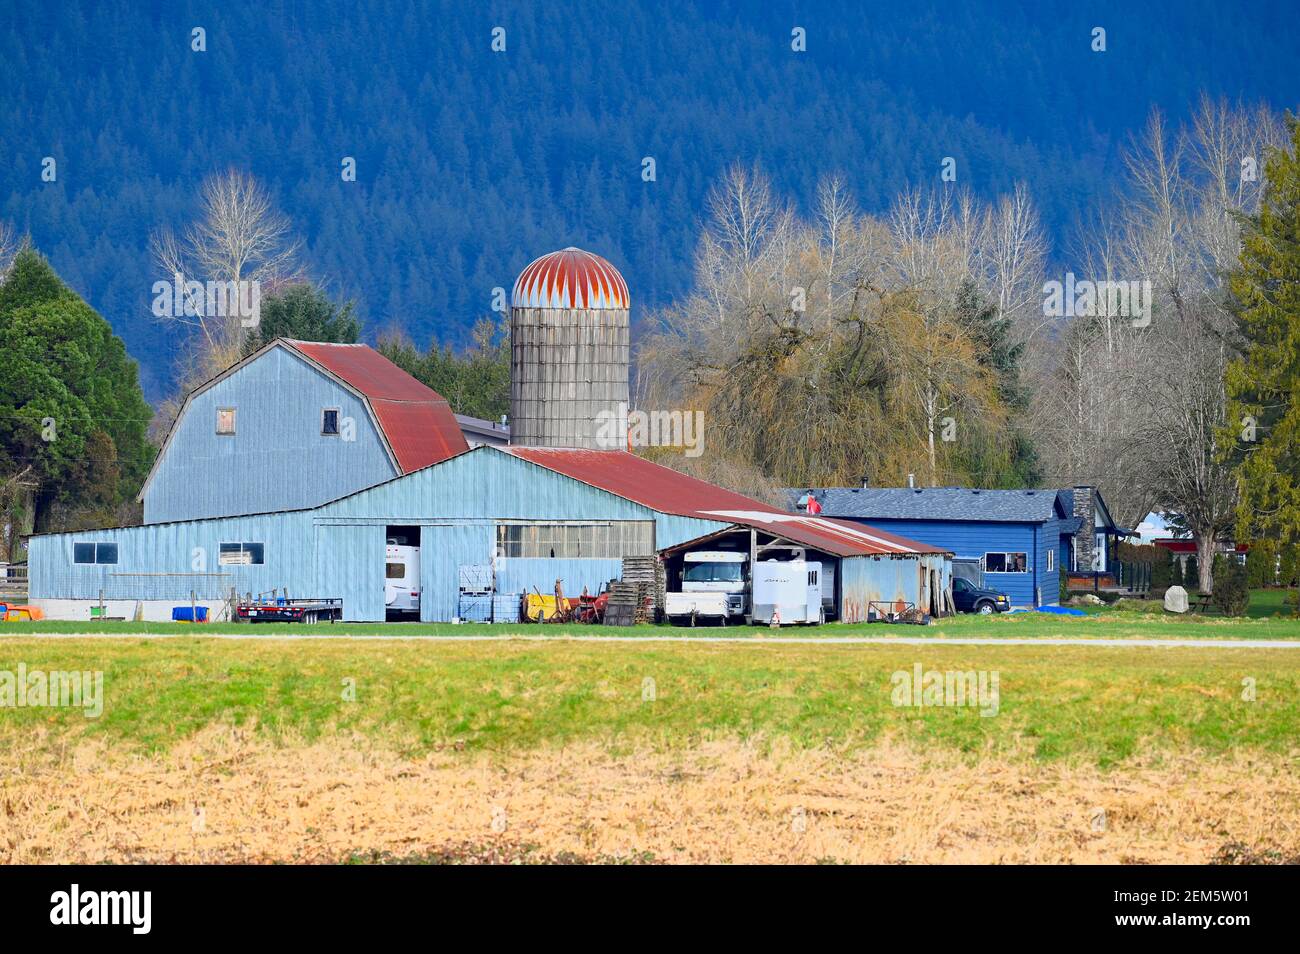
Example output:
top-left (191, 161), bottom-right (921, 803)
top-left (216, 407), bottom-right (236, 435)
top-left (322, 408), bottom-right (340, 435)
top-left (74, 542), bottom-right (117, 564)
top-left (219, 542), bottom-right (265, 565)
top-left (495, 521), bottom-right (653, 559)
top-left (985, 552), bottom-right (1027, 573)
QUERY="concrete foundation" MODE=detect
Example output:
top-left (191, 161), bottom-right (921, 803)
top-left (31, 599), bottom-right (231, 623)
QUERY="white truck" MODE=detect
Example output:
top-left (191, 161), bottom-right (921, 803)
top-left (664, 550), bottom-right (747, 625)
top-left (384, 540), bottom-right (420, 614)
top-left (752, 559), bottom-right (825, 625)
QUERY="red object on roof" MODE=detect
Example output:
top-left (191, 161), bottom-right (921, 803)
top-left (506, 448), bottom-right (946, 557)
top-left (287, 340), bottom-right (467, 473)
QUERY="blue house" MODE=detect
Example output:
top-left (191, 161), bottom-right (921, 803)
top-left (791, 485), bottom-right (1132, 607)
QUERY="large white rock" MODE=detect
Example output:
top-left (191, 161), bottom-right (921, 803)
top-left (1164, 585), bottom-right (1189, 614)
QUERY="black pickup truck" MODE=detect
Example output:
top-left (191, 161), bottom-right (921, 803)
top-left (952, 577), bottom-right (1011, 614)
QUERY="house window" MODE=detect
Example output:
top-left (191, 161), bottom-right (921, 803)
top-left (216, 408), bottom-right (236, 435)
top-left (985, 552), bottom-right (1027, 573)
top-left (1047, 549), bottom-right (1055, 573)
top-left (322, 408), bottom-right (340, 435)
top-left (74, 542), bottom-right (118, 565)
top-left (219, 542), bottom-right (265, 566)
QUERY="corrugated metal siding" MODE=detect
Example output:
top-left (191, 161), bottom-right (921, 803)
top-left (839, 553), bottom-right (950, 623)
top-left (654, 513), bottom-right (730, 550)
top-left (845, 518), bottom-right (1041, 607)
top-left (419, 524), bottom-right (493, 623)
top-left (33, 448), bottom-right (730, 613)
top-left (28, 512), bottom-right (316, 601)
top-left (145, 346), bottom-right (395, 524)
top-left (494, 558), bottom-right (624, 603)
top-left (318, 447), bottom-right (662, 523)
top-left (314, 523), bottom-right (384, 621)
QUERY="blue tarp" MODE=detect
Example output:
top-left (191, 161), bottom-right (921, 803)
top-left (1036, 605), bottom-right (1088, 617)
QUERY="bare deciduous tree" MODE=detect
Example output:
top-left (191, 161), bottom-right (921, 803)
top-left (151, 169), bottom-right (302, 371)
top-left (639, 168), bottom-right (1030, 490)
top-left (1032, 97), bottom-right (1284, 588)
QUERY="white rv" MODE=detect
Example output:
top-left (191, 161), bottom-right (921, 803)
top-left (664, 550), bottom-right (747, 624)
top-left (752, 559), bottom-right (824, 625)
top-left (385, 540), bottom-right (420, 614)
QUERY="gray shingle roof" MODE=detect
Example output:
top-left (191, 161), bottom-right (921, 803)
top-left (788, 487), bottom-right (1069, 523)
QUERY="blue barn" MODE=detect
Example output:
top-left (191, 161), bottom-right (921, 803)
top-left (139, 338), bottom-right (469, 524)
top-left (791, 485), bottom-right (1132, 608)
top-left (26, 248), bottom-right (953, 625)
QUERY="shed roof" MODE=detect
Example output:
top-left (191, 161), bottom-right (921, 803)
top-left (507, 448), bottom-right (947, 557)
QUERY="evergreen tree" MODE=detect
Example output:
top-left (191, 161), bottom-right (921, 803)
top-left (1150, 553), bottom-right (1177, 593)
top-left (241, 284), bottom-right (362, 357)
top-left (952, 279), bottom-right (1041, 487)
top-left (0, 247), bottom-right (153, 542)
top-left (1226, 117), bottom-right (1300, 553)
top-left (1246, 539), bottom-right (1277, 588)
top-left (377, 318), bottom-right (509, 421)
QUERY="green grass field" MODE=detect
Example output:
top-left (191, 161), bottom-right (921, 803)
top-left (2, 635), bottom-right (1297, 767)
top-left (5, 588), bottom-right (1300, 639)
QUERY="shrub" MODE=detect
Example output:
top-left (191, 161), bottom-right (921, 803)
top-left (1150, 554), bottom-right (1177, 593)
top-left (1059, 566), bottom-right (1068, 604)
top-left (1211, 554), bottom-right (1249, 617)
top-left (1246, 540), bottom-right (1277, 588)
top-left (1281, 547), bottom-right (1300, 588)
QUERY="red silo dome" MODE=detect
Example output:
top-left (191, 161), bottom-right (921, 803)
top-left (511, 247), bottom-right (629, 310)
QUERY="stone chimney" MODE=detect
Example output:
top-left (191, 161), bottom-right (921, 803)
top-left (1073, 486), bottom-right (1095, 570)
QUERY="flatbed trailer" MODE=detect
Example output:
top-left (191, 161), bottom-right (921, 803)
top-left (235, 598), bottom-right (343, 624)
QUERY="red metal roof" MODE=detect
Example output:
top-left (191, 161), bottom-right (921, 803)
top-left (508, 447), bottom-right (780, 517)
top-left (286, 340), bottom-right (467, 472)
top-left (1152, 538), bottom-right (1248, 554)
top-left (512, 247), bottom-right (630, 310)
top-left (701, 512), bottom-right (953, 557)
top-left (506, 448), bottom-right (946, 557)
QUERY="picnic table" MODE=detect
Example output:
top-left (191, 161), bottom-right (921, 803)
top-left (1189, 593), bottom-right (1215, 613)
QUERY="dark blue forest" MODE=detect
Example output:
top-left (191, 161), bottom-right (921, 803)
top-left (3, 0), bottom-right (1297, 398)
